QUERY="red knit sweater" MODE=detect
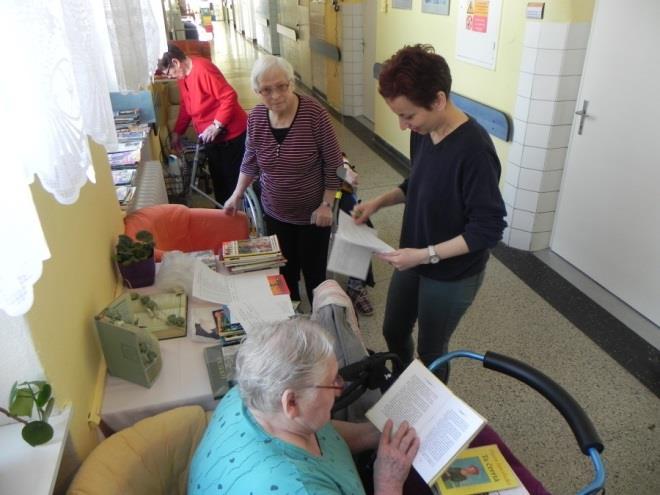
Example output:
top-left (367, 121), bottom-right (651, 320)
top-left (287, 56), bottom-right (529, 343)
top-left (174, 56), bottom-right (247, 142)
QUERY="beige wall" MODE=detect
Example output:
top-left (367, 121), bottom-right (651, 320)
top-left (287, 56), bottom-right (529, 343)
top-left (324, 1), bottom-right (342, 109)
top-left (373, 0), bottom-right (595, 170)
top-left (27, 140), bottom-right (123, 488)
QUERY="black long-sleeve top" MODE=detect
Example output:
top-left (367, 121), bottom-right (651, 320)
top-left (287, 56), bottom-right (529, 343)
top-left (399, 117), bottom-right (507, 281)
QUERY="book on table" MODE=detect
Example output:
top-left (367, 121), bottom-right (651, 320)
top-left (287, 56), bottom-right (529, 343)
top-left (219, 235), bottom-right (286, 272)
top-left (115, 185), bottom-right (136, 205)
top-left (108, 148), bottom-right (141, 167)
top-left (223, 258), bottom-right (287, 274)
top-left (111, 168), bottom-right (137, 186)
top-left (435, 444), bottom-right (526, 495)
top-left (365, 360), bottom-right (486, 487)
top-left (222, 234), bottom-right (281, 259)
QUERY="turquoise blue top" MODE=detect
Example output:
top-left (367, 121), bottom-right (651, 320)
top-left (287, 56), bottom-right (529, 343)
top-left (188, 386), bottom-right (366, 495)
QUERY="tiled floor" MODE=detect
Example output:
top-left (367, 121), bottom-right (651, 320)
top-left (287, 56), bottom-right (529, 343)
top-left (210, 22), bottom-right (659, 495)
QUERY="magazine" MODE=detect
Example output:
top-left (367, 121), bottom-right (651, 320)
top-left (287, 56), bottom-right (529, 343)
top-left (366, 360), bottom-right (486, 486)
top-left (222, 235), bottom-right (281, 259)
top-left (111, 168), bottom-right (136, 186)
top-left (108, 148), bottom-right (141, 166)
top-left (115, 185), bottom-right (136, 204)
top-left (435, 444), bottom-right (521, 494)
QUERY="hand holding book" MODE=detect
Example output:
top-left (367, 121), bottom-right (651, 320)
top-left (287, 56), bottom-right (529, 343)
top-left (366, 360), bottom-right (486, 486)
top-left (373, 419), bottom-right (421, 495)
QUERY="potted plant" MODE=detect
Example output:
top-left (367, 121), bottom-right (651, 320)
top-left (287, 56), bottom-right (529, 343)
top-left (115, 230), bottom-right (156, 288)
top-left (1, 381), bottom-right (55, 446)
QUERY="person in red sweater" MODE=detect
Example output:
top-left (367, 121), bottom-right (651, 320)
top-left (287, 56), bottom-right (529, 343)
top-left (158, 44), bottom-right (248, 205)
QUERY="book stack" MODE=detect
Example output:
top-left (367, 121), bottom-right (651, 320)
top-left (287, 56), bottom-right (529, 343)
top-left (212, 305), bottom-right (246, 346)
top-left (107, 109), bottom-right (150, 209)
top-left (115, 184), bottom-right (136, 206)
top-left (219, 235), bottom-right (286, 274)
top-left (113, 108), bottom-right (141, 129)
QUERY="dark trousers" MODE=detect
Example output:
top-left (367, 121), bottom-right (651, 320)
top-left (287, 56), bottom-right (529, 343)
top-left (382, 269), bottom-right (485, 382)
top-left (205, 132), bottom-right (246, 205)
top-left (265, 214), bottom-right (331, 303)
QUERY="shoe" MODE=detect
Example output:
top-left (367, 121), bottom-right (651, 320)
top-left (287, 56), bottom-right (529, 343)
top-left (347, 287), bottom-right (374, 316)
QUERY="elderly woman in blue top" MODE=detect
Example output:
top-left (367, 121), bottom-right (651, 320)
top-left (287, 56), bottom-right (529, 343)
top-left (188, 319), bottom-right (419, 494)
top-left (353, 45), bottom-right (507, 383)
top-left (224, 55), bottom-right (343, 305)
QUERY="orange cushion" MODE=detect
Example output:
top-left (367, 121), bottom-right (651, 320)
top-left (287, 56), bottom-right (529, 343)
top-left (124, 204), bottom-right (249, 262)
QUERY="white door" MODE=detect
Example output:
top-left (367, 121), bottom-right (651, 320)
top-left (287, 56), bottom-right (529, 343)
top-left (361, 0), bottom-right (376, 123)
top-left (551, 0), bottom-right (660, 325)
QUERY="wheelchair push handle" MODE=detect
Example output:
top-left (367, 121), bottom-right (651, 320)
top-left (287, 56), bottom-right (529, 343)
top-left (481, 351), bottom-right (603, 455)
top-left (429, 350), bottom-right (606, 495)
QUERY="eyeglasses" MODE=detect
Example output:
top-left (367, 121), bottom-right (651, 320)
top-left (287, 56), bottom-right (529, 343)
top-left (257, 82), bottom-right (291, 97)
top-left (312, 373), bottom-right (345, 392)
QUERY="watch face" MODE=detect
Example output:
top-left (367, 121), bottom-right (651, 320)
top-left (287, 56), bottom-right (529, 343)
top-left (428, 245), bottom-right (440, 264)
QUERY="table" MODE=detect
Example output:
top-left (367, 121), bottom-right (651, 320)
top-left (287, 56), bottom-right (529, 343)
top-left (101, 337), bottom-right (218, 432)
top-left (100, 267), bottom-right (294, 432)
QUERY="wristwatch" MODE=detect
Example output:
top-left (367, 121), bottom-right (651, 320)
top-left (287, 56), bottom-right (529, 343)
top-left (427, 245), bottom-right (440, 264)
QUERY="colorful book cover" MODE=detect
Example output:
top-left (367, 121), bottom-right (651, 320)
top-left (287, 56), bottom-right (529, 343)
top-left (111, 168), bottom-right (136, 185)
top-left (435, 444), bottom-right (520, 495)
top-left (212, 305), bottom-right (231, 332)
top-left (222, 235), bottom-right (280, 258)
top-left (268, 274), bottom-right (290, 295)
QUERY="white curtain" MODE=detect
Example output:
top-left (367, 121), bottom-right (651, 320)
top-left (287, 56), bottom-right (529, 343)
top-left (104, 0), bottom-right (169, 91)
top-left (0, 0), bottom-right (166, 316)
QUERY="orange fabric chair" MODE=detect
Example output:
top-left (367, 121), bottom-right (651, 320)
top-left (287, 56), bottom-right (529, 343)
top-left (124, 204), bottom-right (249, 262)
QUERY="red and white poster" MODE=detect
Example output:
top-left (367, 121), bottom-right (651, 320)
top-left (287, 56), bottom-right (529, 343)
top-left (456, 0), bottom-right (503, 70)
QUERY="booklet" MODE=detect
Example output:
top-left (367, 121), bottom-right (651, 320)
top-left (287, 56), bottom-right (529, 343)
top-left (327, 210), bottom-right (394, 280)
top-left (365, 360), bottom-right (486, 486)
top-left (435, 444), bottom-right (522, 495)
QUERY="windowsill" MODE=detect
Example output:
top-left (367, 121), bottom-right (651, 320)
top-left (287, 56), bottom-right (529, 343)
top-left (0, 406), bottom-right (72, 495)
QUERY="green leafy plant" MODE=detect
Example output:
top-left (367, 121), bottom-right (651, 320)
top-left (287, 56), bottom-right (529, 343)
top-left (0, 381), bottom-right (55, 447)
top-left (115, 230), bottom-right (155, 266)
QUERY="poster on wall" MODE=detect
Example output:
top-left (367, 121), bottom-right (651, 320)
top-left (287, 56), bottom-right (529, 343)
top-left (455, 0), bottom-right (503, 70)
top-left (422, 0), bottom-right (450, 16)
top-left (392, 0), bottom-right (413, 10)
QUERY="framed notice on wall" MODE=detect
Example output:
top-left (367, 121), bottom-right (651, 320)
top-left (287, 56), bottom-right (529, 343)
top-left (392, 0), bottom-right (413, 10)
top-left (422, 0), bottom-right (450, 16)
top-left (455, 0), bottom-right (503, 70)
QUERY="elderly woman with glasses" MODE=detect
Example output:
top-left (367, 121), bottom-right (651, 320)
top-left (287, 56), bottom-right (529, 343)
top-left (157, 44), bottom-right (248, 205)
top-left (224, 56), bottom-right (343, 305)
top-left (188, 319), bottom-right (419, 494)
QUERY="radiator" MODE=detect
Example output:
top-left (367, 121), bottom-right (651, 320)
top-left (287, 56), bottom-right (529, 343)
top-left (127, 160), bottom-right (168, 213)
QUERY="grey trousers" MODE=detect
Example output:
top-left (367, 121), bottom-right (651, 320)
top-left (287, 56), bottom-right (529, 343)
top-left (382, 268), bottom-right (485, 383)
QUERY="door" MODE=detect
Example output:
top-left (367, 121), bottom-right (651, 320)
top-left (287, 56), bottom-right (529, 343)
top-left (551, 0), bottom-right (660, 325)
top-left (361, 0), bottom-right (376, 123)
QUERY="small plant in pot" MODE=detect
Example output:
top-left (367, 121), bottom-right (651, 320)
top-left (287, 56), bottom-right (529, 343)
top-left (115, 230), bottom-right (156, 288)
top-left (1, 381), bottom-right (55, 447)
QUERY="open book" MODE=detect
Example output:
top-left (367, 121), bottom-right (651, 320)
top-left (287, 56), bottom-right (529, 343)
top-left (365, 360), bottom-right (486, 486)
